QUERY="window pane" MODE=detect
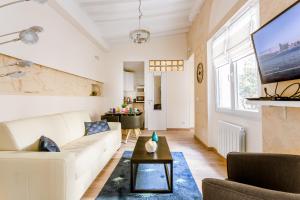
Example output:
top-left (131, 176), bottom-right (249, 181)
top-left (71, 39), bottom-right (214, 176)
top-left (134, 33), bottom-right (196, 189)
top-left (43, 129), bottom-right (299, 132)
top-left (217, 64), bottom-right (231, 109)
top-left (235, 54), bottom-right (258, 111)
top-left (212, 31), bottom-right (226, 58)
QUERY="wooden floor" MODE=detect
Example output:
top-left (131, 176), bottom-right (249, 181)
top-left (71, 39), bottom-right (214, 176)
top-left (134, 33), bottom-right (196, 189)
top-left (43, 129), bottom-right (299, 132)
top-left (81, 130), bottom-right (227, 200)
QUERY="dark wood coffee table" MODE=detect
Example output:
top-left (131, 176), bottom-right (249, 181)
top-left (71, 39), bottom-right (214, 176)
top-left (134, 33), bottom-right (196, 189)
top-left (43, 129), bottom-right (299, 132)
top-left (130, 136), bottom-right (173, 193)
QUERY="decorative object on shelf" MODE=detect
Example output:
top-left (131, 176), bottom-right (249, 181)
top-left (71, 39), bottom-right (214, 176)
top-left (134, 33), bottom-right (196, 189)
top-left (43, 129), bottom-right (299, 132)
top-left (0, 0), bottom-right (47, 9)
top-left (129, 0), bottom-right (150, 44)
top-left (149, 60), bottom-right (184, 72)
top-left (90, 84), bottom-right (101, 96)
top-left (145, 139), bottom-right (158, 153)
top-left (151, 131), bottom-right (159, 142)
top-left (196, 63), bottom-right (204, 83)
top-left (0, 26), bottom-right (43, 45)
top-left (90, 91), bottom-right (97, 96)
top-left (122, 103), bottom-right (127, 108)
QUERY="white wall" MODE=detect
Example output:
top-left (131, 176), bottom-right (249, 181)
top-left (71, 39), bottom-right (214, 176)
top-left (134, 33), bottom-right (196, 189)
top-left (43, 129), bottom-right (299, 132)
top-left (166, 63), bottom-right (194, 128)
top-left (208, 0), bottom-right (239, 33)
top-left (103, 34), bottom-right (191, 128)
top-left (0, 1), bottom-right (108, 122)
top-left (0, 2), bottom-right (193, 128)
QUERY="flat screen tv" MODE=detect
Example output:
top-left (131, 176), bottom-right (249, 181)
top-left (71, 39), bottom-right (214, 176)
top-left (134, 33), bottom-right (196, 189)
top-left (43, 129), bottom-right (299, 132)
top-left (252, 1), bottom-right (300, 84)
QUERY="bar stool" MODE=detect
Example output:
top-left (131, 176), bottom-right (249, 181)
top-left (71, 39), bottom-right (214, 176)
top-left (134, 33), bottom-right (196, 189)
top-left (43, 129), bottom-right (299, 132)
top-left (120, 115), bottom-right (143, 143)
top-left (101, 115), bottom-right (120, 122)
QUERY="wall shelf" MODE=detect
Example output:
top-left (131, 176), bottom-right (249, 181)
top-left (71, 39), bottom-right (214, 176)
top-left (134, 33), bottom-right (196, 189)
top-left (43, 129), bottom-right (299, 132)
top-left (246, 100), bottom-right (300, 108)
top-left (246, 100), bottom-right (300, 120)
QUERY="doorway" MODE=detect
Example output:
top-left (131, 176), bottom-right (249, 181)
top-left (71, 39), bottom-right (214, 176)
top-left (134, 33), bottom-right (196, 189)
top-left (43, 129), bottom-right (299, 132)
top-left (123, 61), bottom-right (145, 128)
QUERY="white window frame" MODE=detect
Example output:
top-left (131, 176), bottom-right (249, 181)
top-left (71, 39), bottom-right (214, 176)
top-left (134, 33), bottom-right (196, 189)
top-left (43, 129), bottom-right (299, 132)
top-left (212, 0), bottom-right (261, 118)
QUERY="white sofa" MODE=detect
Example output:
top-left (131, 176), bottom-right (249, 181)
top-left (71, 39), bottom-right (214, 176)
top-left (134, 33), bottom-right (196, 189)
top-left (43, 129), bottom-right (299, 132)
top-left (0, 111), bottom-right (122, 200)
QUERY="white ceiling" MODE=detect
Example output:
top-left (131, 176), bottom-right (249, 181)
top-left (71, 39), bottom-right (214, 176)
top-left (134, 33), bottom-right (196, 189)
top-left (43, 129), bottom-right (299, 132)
top-left (75, 0), bottom-right (204, 43)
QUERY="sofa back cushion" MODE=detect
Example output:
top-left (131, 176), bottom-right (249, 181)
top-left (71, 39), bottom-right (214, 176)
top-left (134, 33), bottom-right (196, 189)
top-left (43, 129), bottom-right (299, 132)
top-left (0, 111), bottom-right (91, 151)
top-left (61, 111), bottom-right (91, 142)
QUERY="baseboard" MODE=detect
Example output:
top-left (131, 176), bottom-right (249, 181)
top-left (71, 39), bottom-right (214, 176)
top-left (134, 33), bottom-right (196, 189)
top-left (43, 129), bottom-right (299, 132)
top-left (167, 128), bottom-right (194, 131)
top-left (142, 128), bottom-right (194, 132)
top-left (193, 135), bottom-right (226, 161)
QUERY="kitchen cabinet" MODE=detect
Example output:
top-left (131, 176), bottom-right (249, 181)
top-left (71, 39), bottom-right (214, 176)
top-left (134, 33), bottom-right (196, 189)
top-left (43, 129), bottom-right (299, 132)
top-left (124, 72), bottom-right (134, 91)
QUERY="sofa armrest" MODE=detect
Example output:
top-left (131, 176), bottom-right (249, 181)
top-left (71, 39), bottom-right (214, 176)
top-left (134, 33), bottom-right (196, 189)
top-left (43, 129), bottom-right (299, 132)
top-left (227, 152), bottom-right (300, 193)
top-left (108, 122), bottom-right (122, 148)
top-left (0, 151), bottom-right (77, 200)
top-left (203, 178), bottom-right (300, 200)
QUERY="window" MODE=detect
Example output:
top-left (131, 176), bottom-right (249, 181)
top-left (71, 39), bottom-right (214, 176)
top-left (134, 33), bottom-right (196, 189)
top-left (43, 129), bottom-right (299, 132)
top-left (212, 1), bottom-right (259, 113)
top-left (149, 60), bottom-right (184, 72)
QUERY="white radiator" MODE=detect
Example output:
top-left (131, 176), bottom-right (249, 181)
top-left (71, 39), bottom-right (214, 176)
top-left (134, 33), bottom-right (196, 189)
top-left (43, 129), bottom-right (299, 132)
top-left (217, 121), bottom-right (246, 158)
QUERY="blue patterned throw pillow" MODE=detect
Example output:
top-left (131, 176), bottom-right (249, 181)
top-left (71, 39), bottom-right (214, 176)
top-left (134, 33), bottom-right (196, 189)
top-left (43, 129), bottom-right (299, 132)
top-left (85, 120), bottom-right (110, 135)
top-left (39, 136), bottom-right (60, 152)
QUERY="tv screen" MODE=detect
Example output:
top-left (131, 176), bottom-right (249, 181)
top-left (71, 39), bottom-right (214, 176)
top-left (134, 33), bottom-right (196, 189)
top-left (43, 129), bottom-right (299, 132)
top-left (252, 1), bottom-right (300, 84)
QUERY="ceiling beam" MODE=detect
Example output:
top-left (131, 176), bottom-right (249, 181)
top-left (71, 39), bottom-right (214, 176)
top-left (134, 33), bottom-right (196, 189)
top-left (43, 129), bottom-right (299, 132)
top-left (188, 0), bottom-right (204, 22)
top-left (93, 9), bottom-right (191, 23)
top-left (78, 0), bottom-right (149, 7)
top-left (81, 0), bottom-right (194, 14)
top-left (108, 29), bottom-right (188, 43)
top-left (102, 24), bottom-right (190, 40)
top-left (49, 0), bottom-right (109, 50)
top-left (78, 0), bottom-right (192, 7)
top-left (87, 4), bottom-right (193, 19)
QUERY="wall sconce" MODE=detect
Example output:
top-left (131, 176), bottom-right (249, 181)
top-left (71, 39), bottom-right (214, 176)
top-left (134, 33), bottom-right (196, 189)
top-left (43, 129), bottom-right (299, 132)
top-left (0, 26), bottom-right (43, 45)
top-left (0, 71), bottom-right (26, 78)
top-left (0, 59), bottom-right (33, 78)
top-left (0, 0), bottom-right (47, 9)
top-left (1, 60), bottom-right (33, 68)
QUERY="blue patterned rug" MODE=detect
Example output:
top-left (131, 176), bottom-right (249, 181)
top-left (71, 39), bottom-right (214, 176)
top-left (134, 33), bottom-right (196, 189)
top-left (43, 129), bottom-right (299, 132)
top-left (96, 151), bottom-right (202, 200)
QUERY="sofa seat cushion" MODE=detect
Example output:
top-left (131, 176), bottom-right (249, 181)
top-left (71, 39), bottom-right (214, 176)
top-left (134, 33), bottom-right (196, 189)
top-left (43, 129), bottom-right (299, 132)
top-left (61, 131), bottom-right (112, 179)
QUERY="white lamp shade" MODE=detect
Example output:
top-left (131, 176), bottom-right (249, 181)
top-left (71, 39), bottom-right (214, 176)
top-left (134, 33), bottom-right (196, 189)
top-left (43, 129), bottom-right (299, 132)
top-left (33, 0), bottom-right (48, 4)
top-left (19, 30), bottom-right (39, 44)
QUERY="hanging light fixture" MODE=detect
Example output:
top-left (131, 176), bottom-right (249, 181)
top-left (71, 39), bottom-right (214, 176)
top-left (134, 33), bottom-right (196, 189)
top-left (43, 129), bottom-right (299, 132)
top-left (0, 26), bottom-right (43, 45)
top-left (0, 0), bottom-right (47, 9)
top-left (129, 0), bottom-right (150, 44)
